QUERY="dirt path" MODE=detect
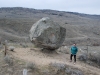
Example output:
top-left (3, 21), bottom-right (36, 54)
top-left (11, 48), bottom-right (100, 75)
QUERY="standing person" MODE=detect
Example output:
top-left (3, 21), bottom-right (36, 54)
top-left (70, 43), bottom-right (78, 64)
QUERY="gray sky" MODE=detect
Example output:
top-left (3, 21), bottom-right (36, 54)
top-left (0, 0), bottom-right (100, 15)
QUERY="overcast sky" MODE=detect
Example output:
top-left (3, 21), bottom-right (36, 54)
top-left (0, 0), bottom-right (100, 15)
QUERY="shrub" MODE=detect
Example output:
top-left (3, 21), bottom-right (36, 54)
top-left (58, 46), bottom-right (69, 54)
top-left (8, 46), bottom-right (15, 51)
top-left (49, 62), bottom-right (66, 70)
top-left (78, 53), bottom-right (87, 61)
top-left (65, 68), bottom-right (84, 75)
top-left (26, 62), bottom-right (36, 70)
top-left (20, 43), bottom-right (28, 48)
top-left (88, 52), bottom-right (100, 66)
top-left (4, 55), bottom-right (13, 66)
top-left (49, 62), bottom-right (84, 75)
top-left (92, 43), bottom-right (100, 46)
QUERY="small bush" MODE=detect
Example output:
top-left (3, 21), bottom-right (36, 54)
top-left (20, 43), bottom-right (28, 48)
top-left (4, 55), bottom-right (13, 66)
top-left (26, 62), bottom-right (36, 70)
top-left (78, 53), bottom-right (87, 61)
top-left (49, 62), bottom-right (84, 75)
top-left (88, 52), bottom-right (100, 66)
top-left (58, 46), bottom-right (69, 54)
top-left (92, 43), bottom-right (100, 46)
top-left (65, 68), bottom-right (84, 75)
top-left (8, 46), bottom-right (15, 51)
top-left (49, 62), bottom-right (66, 70)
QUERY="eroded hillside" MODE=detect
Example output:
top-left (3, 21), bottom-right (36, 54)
top-left (0, 7), bottom-right (100, 45)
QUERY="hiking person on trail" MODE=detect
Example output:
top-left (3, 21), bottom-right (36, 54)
top-left (70, 43), bottom-right (78, 64)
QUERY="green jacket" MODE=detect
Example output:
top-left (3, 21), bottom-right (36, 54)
top-left (71, 46), bottom-right (78, 55)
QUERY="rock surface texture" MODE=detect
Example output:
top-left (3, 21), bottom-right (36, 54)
top-left (29, 17), bottom-right (66, 50)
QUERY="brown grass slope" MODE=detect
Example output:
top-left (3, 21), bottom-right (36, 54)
top-left (0, 7), bottom-right (100, 45)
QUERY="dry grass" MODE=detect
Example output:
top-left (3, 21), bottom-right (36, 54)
top-left (0, 44), bottom-right (100, 75)
top-left (0, 7), bottom-right (100, 45)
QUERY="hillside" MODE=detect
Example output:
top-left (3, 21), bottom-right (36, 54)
top-left (0, 7), bottom-right (100, 45)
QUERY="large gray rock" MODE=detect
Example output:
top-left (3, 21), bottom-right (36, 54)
top-left (29, 17), bottom-right (66, 50)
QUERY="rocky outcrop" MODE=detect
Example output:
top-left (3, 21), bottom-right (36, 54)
top-left (29, 17), bottom-right (66, 50)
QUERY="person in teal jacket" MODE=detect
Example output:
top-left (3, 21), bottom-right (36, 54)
top-left (70, 43), bottom-right (78, 64)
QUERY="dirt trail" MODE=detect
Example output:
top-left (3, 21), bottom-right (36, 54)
top-left (11, 48), bottom-right (100, 75)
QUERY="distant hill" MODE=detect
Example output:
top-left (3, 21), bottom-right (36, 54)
top-left (0, 7), bottom-right (100, 45)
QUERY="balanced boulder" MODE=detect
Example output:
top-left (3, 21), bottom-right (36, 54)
top-left (29, 17), bottom-right (66, 50)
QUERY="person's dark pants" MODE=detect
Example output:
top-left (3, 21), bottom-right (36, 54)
top-left (70, 54), bottom-right (76, 62)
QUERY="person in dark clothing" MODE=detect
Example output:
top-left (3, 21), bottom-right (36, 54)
top-left (70, 43), bottom-right (78, 64)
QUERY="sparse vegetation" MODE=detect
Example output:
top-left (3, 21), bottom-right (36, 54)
top-left (78, 46), bottom-right (100, 68)
top-left (0, 7), bottom-right (100, 75)
top-left (49, 62), bottom-right (84, 75)
top-left (0, 46), bottom-right (99, 75)
top-left (0, 7), bottom-right (100, 45)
